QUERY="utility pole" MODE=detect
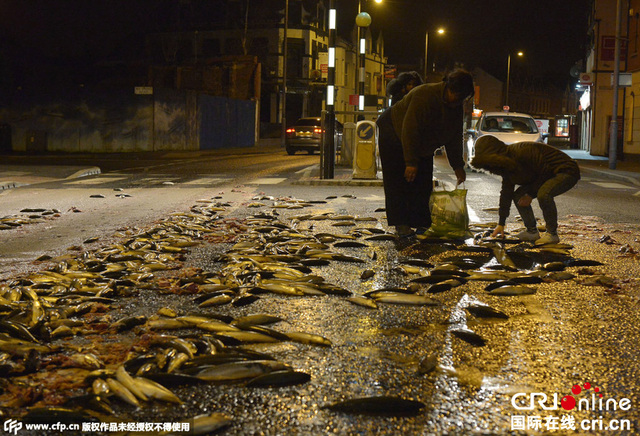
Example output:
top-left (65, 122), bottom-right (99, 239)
top-left (609, 0), bottom-right (623, 169)
top-left (280, 0), bottom-right (289, 148)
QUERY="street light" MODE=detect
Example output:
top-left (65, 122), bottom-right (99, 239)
top-left (424, 27), bottom-right (445, 80)
top-left (354, 0), bottom-right (382, 114)
top-left (505, 51), bottom-right (523, 108)
top-left (280, 0), bottom-right (289, 148)
top-left (356, 11), bottom-right (371, 111)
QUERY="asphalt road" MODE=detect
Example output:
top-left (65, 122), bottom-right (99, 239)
top-left (1, 148), bottom-right (640, 435)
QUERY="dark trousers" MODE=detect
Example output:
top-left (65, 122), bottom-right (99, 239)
top-left (377, 109), bottom-right (434, 228)
top-left (514, 172), bottom-right (579, 234)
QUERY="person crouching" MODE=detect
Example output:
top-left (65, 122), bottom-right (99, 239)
top-left (470, 135), bottom-right (580, 245)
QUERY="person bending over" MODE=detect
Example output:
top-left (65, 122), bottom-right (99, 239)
top-left (470, 135), bottom-right (580, 245)
top-left (376, 68), bottom-right (474, 237)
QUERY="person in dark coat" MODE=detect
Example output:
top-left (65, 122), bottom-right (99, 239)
top-left (376, 68), bottom-right (475, 237)
top-left (470, 135), bottom-right (581, 245)
top-left (387, 71), bottom-right (424, 106)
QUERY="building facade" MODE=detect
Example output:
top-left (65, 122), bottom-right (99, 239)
top-left (578, 0), bottom-right (640, 159)
top-left (146, 0), bottom-right (388, 135)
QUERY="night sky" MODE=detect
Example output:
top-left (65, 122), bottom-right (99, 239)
top-left (350, 0), bottom-right (590, 86)
top-left (0, 0), bottom-right (589, 96)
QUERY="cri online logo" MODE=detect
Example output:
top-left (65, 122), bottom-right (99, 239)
top-left (512, 382), bottom-right (632, 412)
top-left (561, 382), bottom-right (601, 410)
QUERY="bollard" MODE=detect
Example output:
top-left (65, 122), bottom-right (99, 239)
top-left (352, 120), bottom-right (377, 179)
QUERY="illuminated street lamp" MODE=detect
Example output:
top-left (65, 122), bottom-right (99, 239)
top-left (354, 0), bottom-right (382, 113)
top-left (424, 27), bottom-right (445, 79)
top-left (505, 51), bottom-right (523, 108)
top-left (356, 11), bottom-right (371, 111)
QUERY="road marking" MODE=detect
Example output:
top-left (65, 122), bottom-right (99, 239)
top-left (65, 176), bottom-right (128, 185)
top-left (246, 178), bottom-right (287, 185)
top-left (590, 181), bottom-right (634, 189)
top-left (295, 165), bottom-right (316, 178)
top-left (468, 205), bottom-right (480, 223)
top-left (182, 177), bottom-right (229, 185)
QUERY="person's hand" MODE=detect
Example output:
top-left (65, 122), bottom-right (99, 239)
top-left (454, 167), bottom-right (466, 186)
top-left (491, 225), bottom-right (505, 238)
top-left (517, 194), bottom-right (533, 207)
top-left (404, 166), bottom-right (418, 182)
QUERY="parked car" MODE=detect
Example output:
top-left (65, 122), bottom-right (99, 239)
top-left (466, 111), bottom-right (547, 164)
top-left (285, 117), bottom-right (343, 155)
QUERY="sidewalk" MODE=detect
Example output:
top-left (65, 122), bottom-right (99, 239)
top-left (1, 146), bottom-right (639, 190)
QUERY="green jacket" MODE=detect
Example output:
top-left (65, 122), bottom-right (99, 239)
top-left (470, 135), bottom-right (581, 225)
top-left (389, 82), bottom-right (465, 169)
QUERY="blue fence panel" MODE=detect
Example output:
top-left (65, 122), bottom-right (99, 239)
top-left (199, 95), bottom-right (255, 149)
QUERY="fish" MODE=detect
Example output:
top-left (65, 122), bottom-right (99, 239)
top-left (417, 352), bottom-right (438, 375)
top-left (466, 303), bottom-right (509, 319)
top-left (346, 296), bottom-right (379, 309)
top-left (542, 261), bottom-right (565, 271)
top-left (215, 331), bottom-right (280, 344)
top-left (510, 275), bottom-right (544, 284)
top-left (360, 269), bottom-right (375, 280)
top-left (579, 275), bottom-right (615, 287)
top-left (365, 234), bottom-right (397, 241)
top-left (322, 396), bottom-right (426, 416)
top-left (245, 369), bottom-right (311, 387)
top-left (116, 365), bottom-right (148, 401)
top-left (333, 241), bottom-right (368, 248)
top-left (231, 314), bottom-right (284, 327)
top-left (372, 292), bottom-right (439, 306)
top-left (396, 265), bottom-right (424, 275)
top-left (113, 315), bottom-right (147, 332)
top-left (196, 360), bottom-right (290, 381)
top-left (538, 247), bottom-right (571, 255)
top-left (451, 328), bottom-right (486, 346)
top-left (106, 377), bottom-right (140, 406)
top-left (544, 271), bottom-right (576, 281)
top-left (167, 352), bottom-right (190, 373)
top-left (286, 331), bottom-right (332, 347)
top-left (132, 376), bottom-right (182, 403)
top-left (486, 243), bottom-right (517, 270)
top-left (565, 259), bottom-right (604, 267)
top-left (410, 273), bottom-right (455, 284)
top-left (484, 280), bottom-right (518, 292)
top-left (488, 285), bottom-right (537, 296)
top-left (426, 283), bottom-right (453, 294)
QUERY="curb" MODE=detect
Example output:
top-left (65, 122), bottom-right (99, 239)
top-left (0, 181), bottom-right (27, 190)
top-left (65, 166), bottom-right (102, 180)
top-left (0, 166), bottom-right (102, 191)
top-left (579, 166), bottom-right (640, 187)
top-left (293, 178), bottom-right (383, 186)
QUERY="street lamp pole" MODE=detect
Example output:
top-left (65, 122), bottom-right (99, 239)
top-left (505, 51), bottom-right (523, 109)
top-left (280, 0), bottom-right (289, 148)
top-left (321, 0), bottom-right (337, 179)
top-left (423, 31), bottom-right (429, 81)
top-left (356, 11), bottom-right (371, 112)
top-left (424, 28), bottom-right (445, 80)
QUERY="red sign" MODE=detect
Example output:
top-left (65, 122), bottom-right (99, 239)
top-left (503, 105), bottom-right (510, 112)
top-left (349, 94), bottom-right (359, 106)
top-left (579, 73), bottom-right (594, 86)
top-left (601, 36), bottom-right (627, 62)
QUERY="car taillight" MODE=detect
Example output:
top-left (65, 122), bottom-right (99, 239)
top-left (286, 128), bottom-right (295, 133)
top-left (314, 128), bottom-right (323, 134)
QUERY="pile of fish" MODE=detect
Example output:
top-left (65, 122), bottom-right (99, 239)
top-left (0, 208), bottom-right (60, 231)
top-left (0, 194), bottom-right (615, 428)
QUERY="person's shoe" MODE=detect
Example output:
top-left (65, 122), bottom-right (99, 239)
top-left (415, 227), bottom-right (428, 236)
top-left (535, 232), bottom-right (560, 245)
top-left (395, 225), bottom-right (414, 238)
top-left (514, 229), bottom-right (540, 241)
